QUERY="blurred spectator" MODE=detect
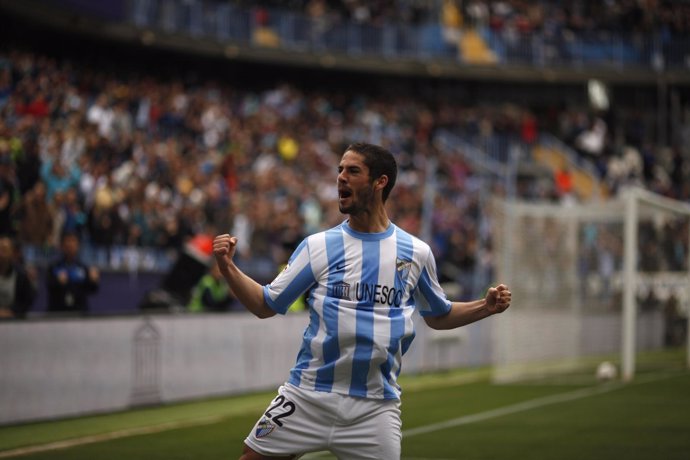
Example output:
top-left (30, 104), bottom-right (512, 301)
top-left (0, 155), bottom-right (17, 236)
top-left (0, 63), bottom-right (10, 109)
top-left (86, 94), bottom-right (115, 140)
top-left (575, 116), bottom-right (607, 160)
top-left (187, 263), bottom-right (237, 312)
top-left (605, 145), bottom-right (644, 194)
top-left (48, 190), bottom-right (67, 248)
top-left (46, 232), bottom-right (99, 314)
top-left (40, 157), bottom-right (81, 202)
top-left (554, 165), bottom-right (574, 202)
top-left (520, 111), bottom-right (538, 145)
top-left (664, 294), bottom-right (685, 346)
top-left (0, 36), bottom-right (687, 315)
top-left (0, 236), bottom-right (36, 319)
top-left (15, 180), bottom-right (55, 247)
top-left (441, 0), bottom-right (463, 46)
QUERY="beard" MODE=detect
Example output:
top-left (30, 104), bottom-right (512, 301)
top-left (339, 184), bottom-right (375, 216)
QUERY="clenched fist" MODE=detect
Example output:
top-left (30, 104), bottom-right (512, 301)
top-left (485, 284), bottom-right (511, 315)
top-left (213, 234), bottom-right (238, 273)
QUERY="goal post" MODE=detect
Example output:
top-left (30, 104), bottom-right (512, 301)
top-left (623, 187), bottom-right (690, 378)
top-left (489, 187), bottom-right (690, 383)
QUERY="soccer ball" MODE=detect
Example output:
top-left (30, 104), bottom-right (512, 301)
top-left (595, 361), bottom-right (618, 381)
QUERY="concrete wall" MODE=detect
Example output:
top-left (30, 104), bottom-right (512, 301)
top-left (0, 313), bottom-right (491, 425)
top-left (0, 310), bottom-right (666, 425)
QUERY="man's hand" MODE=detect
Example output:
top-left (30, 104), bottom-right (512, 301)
top-left (213, 234), bottom-right (238, 273)
top-left (211, 233), bottom-right (275, 319)
top-left (485, 284), bottom-right (511, 315)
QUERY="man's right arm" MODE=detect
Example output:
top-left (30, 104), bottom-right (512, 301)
top-left (213, 234), bottom-right (276, 319)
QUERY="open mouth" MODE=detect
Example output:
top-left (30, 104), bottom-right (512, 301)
top-left (339, 189), bottom-right (352, 200)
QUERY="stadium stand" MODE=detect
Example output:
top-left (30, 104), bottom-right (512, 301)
top-left (0, 0), bottom-right (688, 316)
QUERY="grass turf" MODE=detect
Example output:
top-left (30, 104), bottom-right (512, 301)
top-left (1, 348), bottom-right (688, 459)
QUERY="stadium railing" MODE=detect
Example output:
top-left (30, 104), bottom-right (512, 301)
top-left (124, 0), bottom-right (673, 71)
top-left (539, 133), bottom-right (604, 180)
top-left (9, 0), bottom-right (689, 74)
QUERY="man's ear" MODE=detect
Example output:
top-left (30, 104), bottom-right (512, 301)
top-left (375, 175), bottom-right (388, 191)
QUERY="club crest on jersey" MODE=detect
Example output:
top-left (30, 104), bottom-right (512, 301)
top-left (256, 418), bottom-right (276, 438)
top-left (396, 258), bottom-right (412, 279)
top-left (331, 281), bottom-right (351, 301)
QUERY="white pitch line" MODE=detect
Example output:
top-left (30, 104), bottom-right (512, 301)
top-left (403, 384), bottom-right (618, 437)
top-left (0, 415), bottom-right (228, 459)
top-left (403, 373), bottom-right (675, 438)
top-left (0, 373), bottom-right (678, 459)
top-left (298, 379), bottom-right (643, 460)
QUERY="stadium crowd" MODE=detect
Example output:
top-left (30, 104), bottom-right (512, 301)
top-left (228, 0), bottom-right (690, 37)
top-left (0, 32), bottom-right (688, 314)
top-left (0, 49), bottom-right (538, 268)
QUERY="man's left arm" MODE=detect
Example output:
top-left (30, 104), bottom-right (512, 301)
top-left (423, 284), bottom-right (511, 330)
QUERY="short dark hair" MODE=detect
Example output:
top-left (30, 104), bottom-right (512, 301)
top-left (345, 143), bottom-right (397, 202)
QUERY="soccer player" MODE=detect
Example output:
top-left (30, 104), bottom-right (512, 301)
top-left (213, 142), bottom-right (511, 460)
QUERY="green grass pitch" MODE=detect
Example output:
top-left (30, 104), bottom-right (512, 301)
top-left (0, 347), bottom-right (688, 460)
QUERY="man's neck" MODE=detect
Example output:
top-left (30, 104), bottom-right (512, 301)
top-left (347, 208), bottom-right (390, 233)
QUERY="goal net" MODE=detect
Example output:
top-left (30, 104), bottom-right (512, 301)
top-left (490, 187), bottom-right (690, 383)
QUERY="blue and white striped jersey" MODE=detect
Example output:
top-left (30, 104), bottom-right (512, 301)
top-left (263, 221), bottom-right (452, 400)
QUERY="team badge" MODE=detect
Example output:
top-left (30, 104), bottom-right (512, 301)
top-left (255, 418), bottom-right (276, 438)
top-left (396, 258), bottom-right (411, 279)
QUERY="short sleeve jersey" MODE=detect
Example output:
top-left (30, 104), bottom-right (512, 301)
top-left (263, 221), bottom-right (451, 400)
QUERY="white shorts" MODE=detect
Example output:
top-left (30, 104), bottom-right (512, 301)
top-left (245, 383), bottom-right (402, 459)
